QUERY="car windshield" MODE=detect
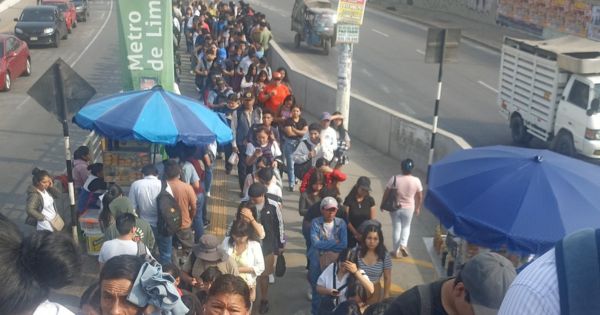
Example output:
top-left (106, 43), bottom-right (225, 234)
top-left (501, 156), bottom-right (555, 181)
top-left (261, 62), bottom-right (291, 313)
top-left (20, 9), bottom-right (55, 22)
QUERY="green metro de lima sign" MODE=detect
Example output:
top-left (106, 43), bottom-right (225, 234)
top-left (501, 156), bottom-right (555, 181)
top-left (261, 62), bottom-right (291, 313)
top-left (117, 0), bottom-right (175, 91)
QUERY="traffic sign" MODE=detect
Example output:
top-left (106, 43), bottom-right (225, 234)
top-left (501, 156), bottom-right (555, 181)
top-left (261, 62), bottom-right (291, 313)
top-left (336, 24), bottom-right (360, 44)
top-left (425, 28), bottom-right (462, 64)
top-left (27, 58), bottom-right (96, 122)
top-left (337, 0), bottom-right (367, 25)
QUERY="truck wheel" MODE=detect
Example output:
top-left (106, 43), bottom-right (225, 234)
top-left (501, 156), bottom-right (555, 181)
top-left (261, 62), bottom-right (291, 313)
top-left (323, 39), bottom-right (331, 55)
top-left (294, 33), bottom-right (301, 48)
top-left (510, 115), bottom-right (532, 145)
top-left (552, 131), bottom-right (575, 157)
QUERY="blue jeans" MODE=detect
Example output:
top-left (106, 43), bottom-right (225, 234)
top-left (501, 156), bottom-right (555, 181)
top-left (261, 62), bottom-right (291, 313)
top-left (152, 225), bottom-right (173, 265)
top-left (193, 193), bottom-right (205, 243)
top-left (284, 139), bottom-right (299, 187)
top-left (308, 254), bottom-right (322, 315)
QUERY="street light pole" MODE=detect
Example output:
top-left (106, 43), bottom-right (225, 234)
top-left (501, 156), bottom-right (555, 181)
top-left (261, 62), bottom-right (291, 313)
top-left (336, 42), bottom-right (353, 129)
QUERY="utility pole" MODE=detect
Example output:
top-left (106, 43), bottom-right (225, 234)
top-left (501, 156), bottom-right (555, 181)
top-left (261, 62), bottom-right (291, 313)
top-left (336, 43), bottom-right (353, 129)
top-left (335, 0), bottom-right (365, 130)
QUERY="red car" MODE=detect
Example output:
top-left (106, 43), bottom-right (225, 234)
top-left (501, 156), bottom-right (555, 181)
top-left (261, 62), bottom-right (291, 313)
top-left (0, 34), bottom-right (31, 91)
top-left (41, 0), bottom-right (77, 33)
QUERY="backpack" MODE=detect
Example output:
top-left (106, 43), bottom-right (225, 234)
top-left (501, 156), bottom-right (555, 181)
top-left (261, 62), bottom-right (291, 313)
top-left (556, 229), bottom-right (600, 315)
top-left (156, 180), bottom-right (182, 236)
top-left (294, 140), bottom-right (312, 180)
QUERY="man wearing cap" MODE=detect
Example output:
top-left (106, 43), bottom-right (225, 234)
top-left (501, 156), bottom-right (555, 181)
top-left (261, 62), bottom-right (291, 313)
top-left (206, 76), bottom-right (234, 112)
top-left (181, 234), bottom-right (239, 294)
top-left (384, 252), bottom-right (516, 315)
top-left (246, 183), bottom-right (285, 314)
top-left (231, 91), bottom-right (263, 191)
top-left (258, 71), bottom-right (291, 113)
top-left (308, 196), bottom-right (348, 315)
top-left (320, 112), bottom-right (340, 162)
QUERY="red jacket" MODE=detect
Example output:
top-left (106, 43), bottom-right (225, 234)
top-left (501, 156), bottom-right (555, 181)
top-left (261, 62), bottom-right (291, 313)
top-left (300, 167), bottom-right (347, 193)
top-left (258, 83), bottom-right (291, 113)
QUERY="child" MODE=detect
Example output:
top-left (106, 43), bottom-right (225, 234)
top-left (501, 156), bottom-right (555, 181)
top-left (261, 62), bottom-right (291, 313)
top-left (163, 264), bottom-right (183, 296)
top-left (195, 266), bottom-right (223, 305)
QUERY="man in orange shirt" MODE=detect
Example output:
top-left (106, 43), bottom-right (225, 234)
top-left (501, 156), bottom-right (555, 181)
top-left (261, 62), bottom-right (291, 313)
top-left (258, 71), bottom-right (291, 113)
top-left (164, 160), bottom-right (197, 249)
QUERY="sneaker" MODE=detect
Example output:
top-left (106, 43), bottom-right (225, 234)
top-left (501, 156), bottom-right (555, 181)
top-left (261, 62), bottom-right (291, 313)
top-left (306, 288), bottom-right (312, 300)
top-left (400, 247), bottom-right (409, 257)
top-left (203, 220), bottom-right (211, 229)
top-left (268, 274), bottom-right (275, 284)
top-left (258, 300), bottom-right (270, 314)
top-left (288, 186), bottom-right (294, 192)
top-left (206, 191), bottom-right (211, 197)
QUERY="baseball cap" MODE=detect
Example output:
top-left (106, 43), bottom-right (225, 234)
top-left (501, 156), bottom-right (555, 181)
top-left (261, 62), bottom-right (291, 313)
top-left (357, 176), bottom-right (371, 191)
top-left (321, 112), bottom-right (332, 121)
top-left (460, 252), bottom-right (517, 315)
top-left (192, 235), bottom-right (222, 261)
top-left (320, 196), bottom-right (338, 210)
top-left (272, 71), bottom-right (282, 80)
top-left (243, 91), bottom-right (255, 100)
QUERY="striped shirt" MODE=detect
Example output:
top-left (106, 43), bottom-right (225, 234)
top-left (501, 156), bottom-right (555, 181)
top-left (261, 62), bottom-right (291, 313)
top-left (358, 252), bottom-right (393, 283)
top-left (498, 248), bottom-right (560, 315)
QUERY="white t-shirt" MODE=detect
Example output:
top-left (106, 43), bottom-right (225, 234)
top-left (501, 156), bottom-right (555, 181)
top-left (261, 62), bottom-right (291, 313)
top-left (386, 175), bottom-right (423, 210)
top-left (323, 221), bottom-right (335, 239)
top-left (98, 239), bottom-right (151, 264)
top-left (245, 142), bottom-right (282, 159)
top-left (320, 127), bottom-right (338, 161)
top-left (33, 300), bottom-right (74, 315)
top-left (37, 189), bottom-right (57, 232)
top-left (317, 263), bottom-right (352, 304)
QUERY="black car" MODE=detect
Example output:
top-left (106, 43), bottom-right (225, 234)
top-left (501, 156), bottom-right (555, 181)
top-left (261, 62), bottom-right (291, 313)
top-left (71, 0), bottom-right (89, 22)
top-left (14, 6), bottom-right (68, 48)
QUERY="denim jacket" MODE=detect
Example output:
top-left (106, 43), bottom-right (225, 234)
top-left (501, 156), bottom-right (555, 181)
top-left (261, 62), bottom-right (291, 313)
top-left (308, 217), bottom-right (347, 262)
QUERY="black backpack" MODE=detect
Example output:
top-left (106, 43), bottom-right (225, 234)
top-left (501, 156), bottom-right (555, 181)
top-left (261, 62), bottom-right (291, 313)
top-left (156, 180), bottom-right (182, 236)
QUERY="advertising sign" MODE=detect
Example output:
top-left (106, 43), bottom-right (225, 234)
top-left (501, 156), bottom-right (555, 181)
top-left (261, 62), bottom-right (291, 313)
top-left (337, 0), bottom-right (367, 25)
top-left (116, 0), bottom-right (175, 91)
top-left (336, 24), bottom-right (360, 43)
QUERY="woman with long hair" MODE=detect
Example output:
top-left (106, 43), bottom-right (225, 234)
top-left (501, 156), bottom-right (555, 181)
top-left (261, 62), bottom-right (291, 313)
top-left (344, 176), bottom-right (376, 248)
top-left (331, 111), bottom-right (351, 168)
top-left (220, 219), bottom-right (265, 304)
top-left (354, 224), bottom-right (392, 303)
top-left (282, 104), bottom-right (308, 191)
top-left (98, 184), bottom-right (124, 232)
top-left (276, 94), bottom-right (295, 125)
top-left (25, 168), bottom-right (63, 232)
top-left (240, 63), bottom-right (257, 90)
top-left (276, 67), bottom-right (292, 91)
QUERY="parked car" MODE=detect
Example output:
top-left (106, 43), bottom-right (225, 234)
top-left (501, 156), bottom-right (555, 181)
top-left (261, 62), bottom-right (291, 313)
top-left (41, 0), bottom-right (77, 33)
top-left (0, 34), bottom-right (31, 91)
top-left (14, 6), bottom-right (68, 48)
top-left (71, 0), bottom-right (88, 22)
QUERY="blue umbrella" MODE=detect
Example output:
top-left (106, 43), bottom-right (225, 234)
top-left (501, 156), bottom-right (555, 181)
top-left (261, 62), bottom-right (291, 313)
top-left (73, 86), bottom-right (232, 145)
top-left (426, 145), bottom-right (600, 255)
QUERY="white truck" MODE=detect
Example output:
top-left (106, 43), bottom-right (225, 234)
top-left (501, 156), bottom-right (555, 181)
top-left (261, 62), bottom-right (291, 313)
top-left (498, 36), bottom-right (600, 158)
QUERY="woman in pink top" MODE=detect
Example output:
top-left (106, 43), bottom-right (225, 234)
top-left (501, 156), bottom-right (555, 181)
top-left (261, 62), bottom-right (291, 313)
top-left (380, 159), bottom-right (423, 258)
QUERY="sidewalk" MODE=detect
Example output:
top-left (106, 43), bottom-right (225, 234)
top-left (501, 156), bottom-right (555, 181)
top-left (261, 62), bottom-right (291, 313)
top-left (367, 2), bottom-right (539, 51)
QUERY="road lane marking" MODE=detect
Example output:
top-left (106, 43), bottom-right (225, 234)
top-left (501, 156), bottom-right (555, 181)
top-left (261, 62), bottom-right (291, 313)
top-left (371, 28), bottom-right (390, 37)
top-left (416, 49), bottom-right (425, 55)
top-left (361, 68), bottom-right (373, 78)
top-left (15, 0), bottom-right (113, 111)
top-left (477, 80), bottom-right (499, 93)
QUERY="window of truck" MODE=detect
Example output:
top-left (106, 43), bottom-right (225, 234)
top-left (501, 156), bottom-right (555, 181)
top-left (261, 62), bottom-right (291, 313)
top-left (568, 80), bottom-right (590, 110)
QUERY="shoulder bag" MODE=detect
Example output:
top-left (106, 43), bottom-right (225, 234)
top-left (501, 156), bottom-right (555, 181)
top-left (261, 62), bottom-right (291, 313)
top-left (381, 176), bottom-right (398, 211)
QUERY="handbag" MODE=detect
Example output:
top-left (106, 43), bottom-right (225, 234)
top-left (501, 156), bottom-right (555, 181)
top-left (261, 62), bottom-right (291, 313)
top-left (381, 176), bottom-right (397, 211)
top-left (275, 253), bottom-right (286, 277)
top-left (228, 152), bottom-right (239, 165)
top-left (49, 214), bottom-right (65, 231)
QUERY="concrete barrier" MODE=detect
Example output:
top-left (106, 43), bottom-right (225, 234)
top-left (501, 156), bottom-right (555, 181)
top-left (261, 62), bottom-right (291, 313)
top-left (268, 41), bottom-right (471, 175)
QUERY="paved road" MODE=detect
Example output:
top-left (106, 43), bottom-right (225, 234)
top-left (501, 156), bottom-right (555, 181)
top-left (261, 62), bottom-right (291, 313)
top-left (247, 0), bottom-right (511, 147)
top-left (0, 0), bottom-right (119, 224)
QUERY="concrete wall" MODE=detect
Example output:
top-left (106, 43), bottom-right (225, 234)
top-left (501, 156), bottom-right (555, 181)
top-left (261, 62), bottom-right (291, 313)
top-left (268, 41), bottom-right (471, 175)
top-left (370, 0), bottom-right (499, 25)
